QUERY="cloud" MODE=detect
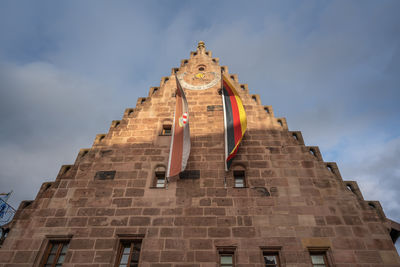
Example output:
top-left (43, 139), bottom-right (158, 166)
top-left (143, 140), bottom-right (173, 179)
top-left (339, 136), bottom-right (400, 221)
top-left (0, 61), bottom-right (116, 208)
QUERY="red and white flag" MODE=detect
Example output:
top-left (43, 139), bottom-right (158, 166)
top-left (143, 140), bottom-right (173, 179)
top-left (167, 76), bottom-right (191, 177)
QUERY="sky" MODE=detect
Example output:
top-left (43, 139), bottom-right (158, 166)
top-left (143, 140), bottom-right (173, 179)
top-left (0, 0), bottom-right (399, 249)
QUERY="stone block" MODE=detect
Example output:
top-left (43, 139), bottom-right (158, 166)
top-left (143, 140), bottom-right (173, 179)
top-left (204, 208), bottom-right (226, 216)
top-left (301, 238), bottom-right (331, 248)
top-left (70, 239), bottom-right (95, 250)
top-left (160, 251), bottom-right (185, 262)
top-left (143, 239), bottom-right (164, 250)
top-left (183, 228), bottom-right (207, 238)
top-left (12, 251), bottom-right (32, 263)
top-left (332, 238), bottom-right (365, 250)
top-left (94, 250), bottom-right (114, 263)
top-left (89, 228), bottom-right (114, 237)
top-left (69, 217), bottom-right (89, 227)
top-left (141, 251), bottom-right (161, 262)
top-left (152, 217), bottom-right (174, 226)
top-left (160, 228), bottom-right (182, 237)
top-left (95, 239), bottom-right (114, 250)
top-left (112, 198), bottom-right (132, 207)
top-left (77, 207), bottom-right (96, 216)
top-left (189, 239), bottom-right (213, 250)
top-left (232, 227), bottom-right (256, 237)
top-left (95, 188), bottom-right (113, 198)
top-left (174, 217), bottom-right (216, 226)
top-left (165, 239), bottom-right (188, 250)
top-left (380, 251), bottom-right (400, 264)
top-left (212, 198), bottom-right (233, 206)
top-left (95, 208), bottom-right (115, 216)
top-left (71, 251), bottom-right (95, 263)
top-left (0, 251), bottom-right (14, 263)
top-left (184, 207), bottom-right (203, 216)
top-left (195, 251), bottom-right (215, 262)
top-left (129, 217), bottom-right (151, 226)
top-left (343, 216), bottom-right (362, 225)
top-left (332, 250), bottom-right (357, 263)
top-left (143, 208), bottom-right (161, 215)
top-left (355, 251), bottom-right (382, 263)
top-left (110, 217), bottom-right (128, 226)
top-left (115, 208), bottom-right (142, 216)
top-left (126, 188), bottom-right (145, 197)
top-left (199, 198), bottom-right (211, 206)
top-left (208, 227), bottom-right (231, 238)
top-left (326, 216), bottom-right (343, 225)
top-left (45, 217), bottom-right (67, 227)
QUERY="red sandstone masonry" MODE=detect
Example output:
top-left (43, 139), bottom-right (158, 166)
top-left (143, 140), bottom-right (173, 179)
top-left (1, 42), bottom-right (399, 267)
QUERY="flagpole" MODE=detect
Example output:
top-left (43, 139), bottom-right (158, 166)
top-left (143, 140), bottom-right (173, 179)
top-left (221, 69), bottom-right (229, 171)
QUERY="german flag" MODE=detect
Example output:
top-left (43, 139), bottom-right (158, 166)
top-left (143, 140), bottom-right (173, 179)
top-left (221, 72), bottom-right (247, 170)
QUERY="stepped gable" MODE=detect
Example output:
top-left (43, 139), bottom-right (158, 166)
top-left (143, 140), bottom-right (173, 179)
top-left (1, 41), bottom-right (399, 266)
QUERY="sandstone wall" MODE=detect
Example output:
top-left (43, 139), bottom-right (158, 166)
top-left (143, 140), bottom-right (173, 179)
top-left (1, 44), bottom-right (399, 267)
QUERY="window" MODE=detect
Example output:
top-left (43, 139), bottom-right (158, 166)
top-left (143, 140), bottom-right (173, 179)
top-left (116, 240), bottom-right (142, 267)
top-left (220, 254), bottom-right (234, 267)
top-left (233, 170), bottom-right (245, 188)
top-left (155, 171), bottom-right (166, 188)
top-left (152, 166), bottom-right (167, 188)
top-left (161, 125), bottom-right (172, 136)
top-left (40, 241), bottom-right (69, 267)
top-left (261, 247), bottom-right (281, 267)
top-left (309, 251), bottom-right (330, 267)
top-left (218, 247), bottom-right (235, 267)
top-left (263, 253), bottom-right (280, 267)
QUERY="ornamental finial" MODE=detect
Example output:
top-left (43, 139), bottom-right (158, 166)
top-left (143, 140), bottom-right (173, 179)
top-left (197, 41), bottom-right (205, 50)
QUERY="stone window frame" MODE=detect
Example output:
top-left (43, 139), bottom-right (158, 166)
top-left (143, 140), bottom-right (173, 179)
top-left (217, 246), bottom-right (236, 267)
top-left (260, 246), bottom-right (282, 267)
top-left (161, 124), bottom-right (172, 136)
top-left (36, 234), bottom-right (72, 267)
top-left (151, 165), bottom-right (168, 189)
top-left (160, 119), bottom-right (173, 136)
top-left (232, 164), bottom-right (247, 188)
top-left (308, 247), bottom-right (333, 267)
top-left (114, 234), bottom-right (144, 267)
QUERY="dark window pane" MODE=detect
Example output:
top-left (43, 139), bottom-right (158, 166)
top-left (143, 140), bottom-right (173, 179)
top-left (56, 254), bottom-right (65, 264)
top-left (118, 241), bottom-right (142, 267)
top-left (311, 254), bottom-right (327, 267)
top-left (61, 244), bottom-right (69, 253)
top-left (42, 241), bottom-right (69, 267)
top-left (264, 255), bottom-right (277, 264)
top-left (120, 254), bottom-right (129, 264)
top-left (50, 245), bottom-right (58, 254)
top-left (46, 254), bottom-right (55, 264)
top-left (131, 250), bottom-right (140, 262)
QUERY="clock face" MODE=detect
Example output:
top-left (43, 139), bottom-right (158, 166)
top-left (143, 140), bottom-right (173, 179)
top-left (177, 71), bottom-right (221, 90)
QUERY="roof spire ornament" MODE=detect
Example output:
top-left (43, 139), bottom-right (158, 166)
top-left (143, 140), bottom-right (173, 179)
top-left (197, 41), bottom-right (206, 53)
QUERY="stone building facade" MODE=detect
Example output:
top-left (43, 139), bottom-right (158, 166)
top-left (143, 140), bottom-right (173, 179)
top-left (1, 42), bottom-right (400, 267)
